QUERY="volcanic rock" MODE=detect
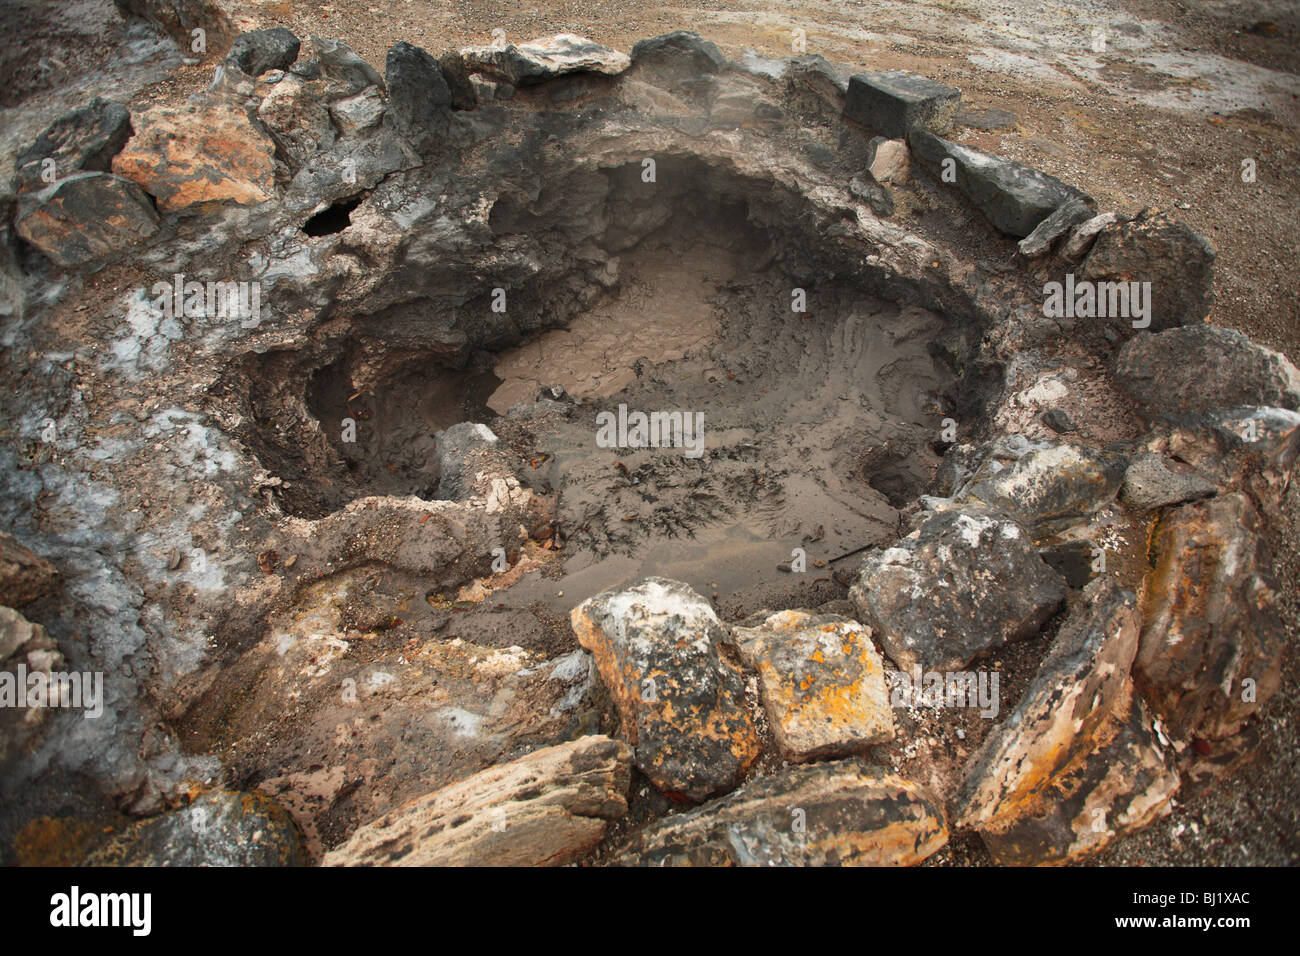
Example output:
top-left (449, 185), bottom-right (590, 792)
top-left (111, 101), bottom-right (276, 211)
top-left (111, 0), bottom-right (236, 51)
top-left (14, 98), bottom-right (133, 194)
top-left (325, 735), bottom-right (631, 866)
top-left (1135, 493), bottom-right (1286, 743)
top-left (1120, 454), bottom-right (1217, 511)
top-left (570, 578), bottom-right (760, 802)
top-left (385, 42), bottom-right (452, 147)
top-left (14, 171), bottom-right (159, 267)
top-left (731, 610), bottom-right (894, 761)
top-left (1081, 208), bottom-right (1216, 331)
top-left (462, 34), bottom-right (630, 87)
top-left (844, 70), bottom-right (961, 138)
top-left (84, 790), bottom-right (308, 866)
top-left (629, 31), bottom-right (727, 78)
top-left (909, 129), bottom-right (1090, 237)
top-left (614, 761), bottom-right (947, 866)
top-left (1114, 324), bottom-right (1300, 419)
top-left (850, 508), bottom-right (1067, 671)
top-left (1017, 196), bottom-right (1094, 257)
top-left (226, 27), bottom-right (301, 77)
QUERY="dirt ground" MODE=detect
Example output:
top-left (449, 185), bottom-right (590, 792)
top-left (4, 0), bottom-right (1298, 864)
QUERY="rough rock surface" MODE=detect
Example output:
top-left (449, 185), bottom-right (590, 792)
top-left (910, 129), bottom-right (1089, 237)
top-left (385, 41), bottom-right (452, 148)
top-left (1081, 208), bottom-right (1216, 331)
top-left (614, 761), bottom-right (947, 866)
top-left (14, 98), bottom-right (133, 194)
top-left (850, 508), bottom-right (1067, 671)
top-left (85, 790), bottom-right (307, 866)
top-left (310, 36), bottom-right (385, 94)
top-left (629, 31), bottom-right (728, 77)
top-left (1135, 493), bottom-right (1286, 743)
top-left (844, 70), bottom-right (961, 138)
top-left (226, 27), bottom-right (301, 77)
top-left (866, 137), bottom-right (910, 184)
top-left (111, 101), bottom-right (276, 211)
top-left (571, 578), bottom-right (759, 802)
top-left (731, 610), bottom-right (894, 761)
top-left (1114, 324), bottom-right (1300, 419)
top-left (461, 34), bottom-right (630, 86)
top-left (1120, 453), bottom-right (1217, 511)
top-left (14, 171), bottom-right (159, 266)
top-left (1017, 196), bottom-right (1094, 257)
top-left (954, 437), bottom-right (1127, 535)
top-left (325, 735), bottom-right (631, 866)
top-left (0, 533), bottom-right (60, 609)
top-left (955, 581), bottom-right (1177, 864)
top-left (111, 0), bottom-right (236, 50)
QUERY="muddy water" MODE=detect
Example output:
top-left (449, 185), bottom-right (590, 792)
top-left (491, 233), bottom-right (954, 615)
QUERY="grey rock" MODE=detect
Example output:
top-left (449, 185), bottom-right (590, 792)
top-left (613, 761), bottom-right (947, 866)
top-left (1081, 208), bottom-right (1215, 331)
top-left (311, 36), bottom-right (385, 95)
top-left (630, 31), bottom-right (728, 77)
top-left (462, 34), bottom-right (630, 87)
top-left (14, 98), bottom-right (133, 194)
top-left (85, 790), bottom-right (308, 866)
top-left (849, 175), bottom-right (894, 217)
top-left (910, 129), bottom-right (1090, 237)
top-left (111, 0), bottom-right (236, 49)
top-left (1061, 211), bottom-right (1118, 261)
top-left (325, 735), bottom-right (632, 866)
top-left (226, 27), bottom-right (301, 77)
top-left (571, 578), bottom-right (760, 802)
top-left (1041, 407), bottom-right (1075, 433)
top-left (438, 51), bottom-right (478, 111)
top-left (850, 508), bottom-right (1067, 672)
top-left (1114, 324), bottom-right (1300, 419)
top-left (1120, 454), bottom-right (1217, 511)
top-left (385, 42), bottom-right (452, 148)
top-left (844, 70), bottom-right (961, 138)
top-left (1017, 196), bottom-right (1095, 257)
top-left (14, 171), bottom-right (159, 268)
top-left (954, 107), bottom-right (1017, 130)
top-left (954, 437), bottom-right (1127, 535)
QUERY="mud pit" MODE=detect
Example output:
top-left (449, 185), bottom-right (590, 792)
top-left (4, 22), bottom-right (1297, 868)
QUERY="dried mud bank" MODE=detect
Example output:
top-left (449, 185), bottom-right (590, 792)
top-left (0, 14), bottom-right (1297, 866)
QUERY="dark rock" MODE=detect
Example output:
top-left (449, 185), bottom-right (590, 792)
top-left (1037, 539), bottom-right (1096, 588)
top-left (571, 578), bottom-right (760, 802)
top-left (1120, 454), bottom-right (1217, 511)
top-left (85, 790), bottom-right (308, 866)
top-left (849, 508), bottom-right (1067, 671)
top-left (226, 27), bottom-right (301, 77)
top-left (630, 31), bottom-right (727, 77)
top-left (311, 36), bottom-right (385, 94)
top-left (111, 0), bottom-right (236, 51)
top-left (14, 172), bottom-right (159, 267)
top-left (1080, 208), bottom-right (1216, 331)
top-left (435, 422), bottom-right (513, 501)
top-left (1041, 407), bottom-right (1075, 433)
top-left (849, 174), bottom-right (894, 217)
top-left (977, 689), bottom-right (1178, 864)
top-left (613, 761), bottom-right (948, 866)
top-left (1017, 196), bottom-right (1094, 257)
top-left (1135, 493), bottom-right (1286, 743)
top-left (1114, 324), bottom-right (1300, 419)
top-left (385, 42), bottom-right (452, 148)
top-left (954, 437), bottom-right (1127, 536)
top-left (438, 51), bottom-right (478, 111)
top-left (909, 129), bottom-right (1090, 237)
top-left (784, 54), bottom-right (847, 118)
top-left (844, 70), bottom-right (961, 138)
top-left (14, 98), bottom-right (133, 194)
top-left (0, 533), bottom-right (60, 608)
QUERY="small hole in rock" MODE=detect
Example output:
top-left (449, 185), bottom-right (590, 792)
top-left (303, 194), bottom-right (366, 236)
